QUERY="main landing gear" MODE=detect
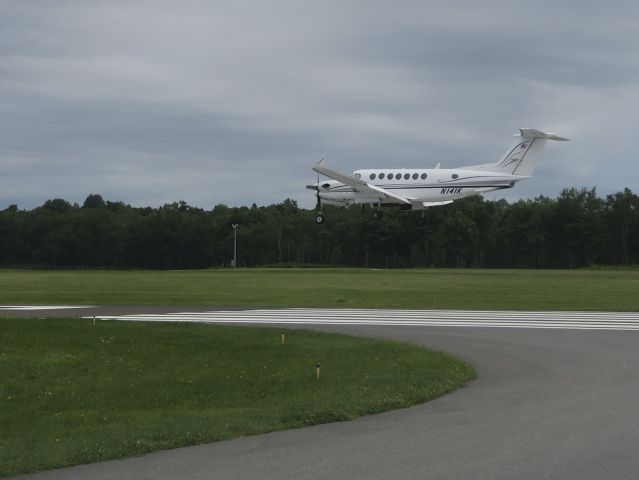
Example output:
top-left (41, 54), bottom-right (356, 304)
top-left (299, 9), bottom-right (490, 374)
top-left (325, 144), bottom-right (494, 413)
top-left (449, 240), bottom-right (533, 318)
top-left (416, 210), bottom-right (427, 226)
top-left (370, 202), bottom-right (383, 220)
top-left (315, 213), bottom-right (324, 224)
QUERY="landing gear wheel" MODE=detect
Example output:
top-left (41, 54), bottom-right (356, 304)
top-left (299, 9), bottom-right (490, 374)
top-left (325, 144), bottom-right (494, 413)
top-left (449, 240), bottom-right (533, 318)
top-left (371, 210), bottom-right (382, 220)
top-left (315, 214), bottom-right (324, 224)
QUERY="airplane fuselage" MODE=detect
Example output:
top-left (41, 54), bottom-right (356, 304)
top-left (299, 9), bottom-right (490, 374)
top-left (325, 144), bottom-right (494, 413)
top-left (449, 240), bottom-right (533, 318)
top-left (319, 168), bottom-right (522, 209)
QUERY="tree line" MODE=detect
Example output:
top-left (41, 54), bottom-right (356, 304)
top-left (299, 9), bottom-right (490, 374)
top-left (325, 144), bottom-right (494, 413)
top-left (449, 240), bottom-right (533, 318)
top-left (0, 188), bottom-right (637, 269)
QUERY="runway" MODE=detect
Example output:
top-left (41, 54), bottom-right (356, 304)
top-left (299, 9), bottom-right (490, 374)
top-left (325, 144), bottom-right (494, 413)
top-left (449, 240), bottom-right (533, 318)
top-left (13, 307), bottom-right (639, 479)
top-left (91, 308), bottom-right (639, 330)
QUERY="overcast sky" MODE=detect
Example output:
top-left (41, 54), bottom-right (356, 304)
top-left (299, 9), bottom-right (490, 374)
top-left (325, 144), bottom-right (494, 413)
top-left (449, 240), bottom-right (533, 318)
top-left (1, 1), bottom-right (638, 210)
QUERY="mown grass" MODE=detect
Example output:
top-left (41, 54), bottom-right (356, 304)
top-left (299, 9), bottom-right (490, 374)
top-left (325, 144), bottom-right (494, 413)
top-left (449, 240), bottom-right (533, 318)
top-left (1, 268), bottom-right (639, 310)
top-left (0, 318), bottom-right (474, 477)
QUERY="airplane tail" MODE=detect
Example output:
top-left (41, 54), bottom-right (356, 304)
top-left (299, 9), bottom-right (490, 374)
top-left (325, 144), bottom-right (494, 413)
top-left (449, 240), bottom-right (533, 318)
top-left (464, 128), bottom-right (569, 177)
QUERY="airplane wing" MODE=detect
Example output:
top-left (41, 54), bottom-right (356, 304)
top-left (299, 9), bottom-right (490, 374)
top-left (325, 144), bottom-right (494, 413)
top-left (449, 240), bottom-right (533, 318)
top-left (313, 164), bottom-right (412, 205)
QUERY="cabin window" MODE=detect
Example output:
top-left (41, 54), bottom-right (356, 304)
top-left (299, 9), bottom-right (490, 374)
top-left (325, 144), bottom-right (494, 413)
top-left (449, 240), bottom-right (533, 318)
top-left (412, 173), bottom-right (418, 180)
top-left (379, 173), bottom-right (385, 179)
top-left (388, 173), bottom-right (394, 180)
top-left (396, 173), bottom-right (401, 179)
top-left (421, 173), bottom-right (427, 179)
top-left (404, 173), bottom-right (410, 180)
top-left (452, 174), bottom-right (459, 179)
top-left (370, 173), bottom-right (376, 180)
top-left (354, 173), bottom-right (361, 180)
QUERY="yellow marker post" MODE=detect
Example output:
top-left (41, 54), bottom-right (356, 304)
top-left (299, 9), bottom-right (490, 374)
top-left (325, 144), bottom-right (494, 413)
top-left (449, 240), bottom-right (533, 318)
top-left (315, 362), bottom-right (321, 380)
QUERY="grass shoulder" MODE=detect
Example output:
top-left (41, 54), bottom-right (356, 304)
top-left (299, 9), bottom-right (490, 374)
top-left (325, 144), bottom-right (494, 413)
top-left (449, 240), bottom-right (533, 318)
top-left (2, 267), bottom-right (639, 310)
top-left (0, 317), bottom-right (475, 477)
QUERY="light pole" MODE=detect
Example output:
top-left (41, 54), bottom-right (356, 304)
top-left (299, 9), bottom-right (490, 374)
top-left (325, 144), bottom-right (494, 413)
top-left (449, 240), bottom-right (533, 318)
top-left (232, 224), bottom-right (238, 268)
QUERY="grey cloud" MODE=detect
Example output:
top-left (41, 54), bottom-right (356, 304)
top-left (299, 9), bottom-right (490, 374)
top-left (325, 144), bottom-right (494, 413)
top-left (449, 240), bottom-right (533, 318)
top-left (1, 1), bottom-right (638, 210)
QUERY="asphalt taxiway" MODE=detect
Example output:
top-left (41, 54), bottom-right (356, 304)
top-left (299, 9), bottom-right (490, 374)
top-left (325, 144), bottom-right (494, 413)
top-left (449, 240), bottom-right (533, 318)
top-left (10, 307), bottom-right (639, 479)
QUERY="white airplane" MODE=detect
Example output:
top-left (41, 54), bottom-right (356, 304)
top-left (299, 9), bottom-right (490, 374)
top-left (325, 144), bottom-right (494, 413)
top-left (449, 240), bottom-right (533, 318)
top-left (307, 128), bottom-right (569, 223)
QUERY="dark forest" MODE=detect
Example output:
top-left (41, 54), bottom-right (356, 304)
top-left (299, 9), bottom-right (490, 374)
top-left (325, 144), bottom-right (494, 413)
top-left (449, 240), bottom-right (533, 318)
top-left (1, 187), bottom-right (637, 269)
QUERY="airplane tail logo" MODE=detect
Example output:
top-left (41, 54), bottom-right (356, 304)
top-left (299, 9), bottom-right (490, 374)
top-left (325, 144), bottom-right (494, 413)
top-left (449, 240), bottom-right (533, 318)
top-left (495, 140), bottom-right (534, 173)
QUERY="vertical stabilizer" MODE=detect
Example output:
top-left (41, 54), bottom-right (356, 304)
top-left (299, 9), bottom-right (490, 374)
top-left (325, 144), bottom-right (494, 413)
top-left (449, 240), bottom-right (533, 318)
top-left (462, 128), bottom-right (569, 176)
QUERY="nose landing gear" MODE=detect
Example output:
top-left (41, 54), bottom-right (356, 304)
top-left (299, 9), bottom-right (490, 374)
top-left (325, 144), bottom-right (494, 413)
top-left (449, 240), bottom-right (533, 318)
top-left (313, 175), bottom-right (325, 224)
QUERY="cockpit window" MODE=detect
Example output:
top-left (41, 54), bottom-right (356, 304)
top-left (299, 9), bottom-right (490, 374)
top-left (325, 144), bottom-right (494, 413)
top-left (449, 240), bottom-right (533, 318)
top-left (370, 173), bottom-right (376, 180)
top-left (354, 173), bottom-right (361, 180)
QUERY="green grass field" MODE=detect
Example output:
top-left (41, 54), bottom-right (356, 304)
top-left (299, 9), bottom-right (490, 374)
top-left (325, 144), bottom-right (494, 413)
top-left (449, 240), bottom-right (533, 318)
top-left (0, 318), bottom-right (474, 477)
top-left (2, 267), bottom-right (637, 474)
top-left (1, 268), bottom-right (639, 310)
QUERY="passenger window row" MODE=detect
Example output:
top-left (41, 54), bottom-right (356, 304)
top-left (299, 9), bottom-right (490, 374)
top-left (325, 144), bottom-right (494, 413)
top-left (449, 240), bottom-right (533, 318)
top-left (368, 173), bottom-right (460, 180)
top-left (369, 172), bottom-right (428, 181)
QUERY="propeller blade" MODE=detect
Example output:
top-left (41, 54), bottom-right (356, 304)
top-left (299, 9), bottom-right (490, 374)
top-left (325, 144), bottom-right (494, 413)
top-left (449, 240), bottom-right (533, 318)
top-left (311, 158), bottom-right (323, 211)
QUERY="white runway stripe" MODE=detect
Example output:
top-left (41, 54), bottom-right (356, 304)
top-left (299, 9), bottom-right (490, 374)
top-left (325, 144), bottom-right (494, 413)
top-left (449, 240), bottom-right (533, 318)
top-left (1, 305), bottom-right (93, 310)
top-left (87, 308), bottom-right (639, 331)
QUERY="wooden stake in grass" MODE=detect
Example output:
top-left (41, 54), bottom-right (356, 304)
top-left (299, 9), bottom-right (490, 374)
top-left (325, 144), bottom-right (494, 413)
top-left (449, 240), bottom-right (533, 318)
top-left (93, 316), bottom-right (96, 327)
top-left (281, 330), bottom-right (285, 344)
top-left (315, 361), bottom-right (321, 380)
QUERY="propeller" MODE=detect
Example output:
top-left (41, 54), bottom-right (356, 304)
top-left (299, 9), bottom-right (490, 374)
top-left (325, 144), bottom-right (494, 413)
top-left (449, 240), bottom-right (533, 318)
top-left (305, 157), bottom-right (325, 212)
top-left (304, 171), bottom-right (322, 211)
top-left (315, 172), bottom-right (321, 211)
top-left (314, 156), bottom-right (325, 211)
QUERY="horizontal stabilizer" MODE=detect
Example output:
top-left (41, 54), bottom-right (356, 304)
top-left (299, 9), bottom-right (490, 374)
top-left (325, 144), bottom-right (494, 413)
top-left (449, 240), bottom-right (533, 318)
top-left (518, 128), bottom-right (570, 141)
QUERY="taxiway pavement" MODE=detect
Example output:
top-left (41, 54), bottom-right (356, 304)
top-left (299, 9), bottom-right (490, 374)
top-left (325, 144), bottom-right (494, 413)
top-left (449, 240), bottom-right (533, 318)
top-left (10, 307), bottom-right (639, 479)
